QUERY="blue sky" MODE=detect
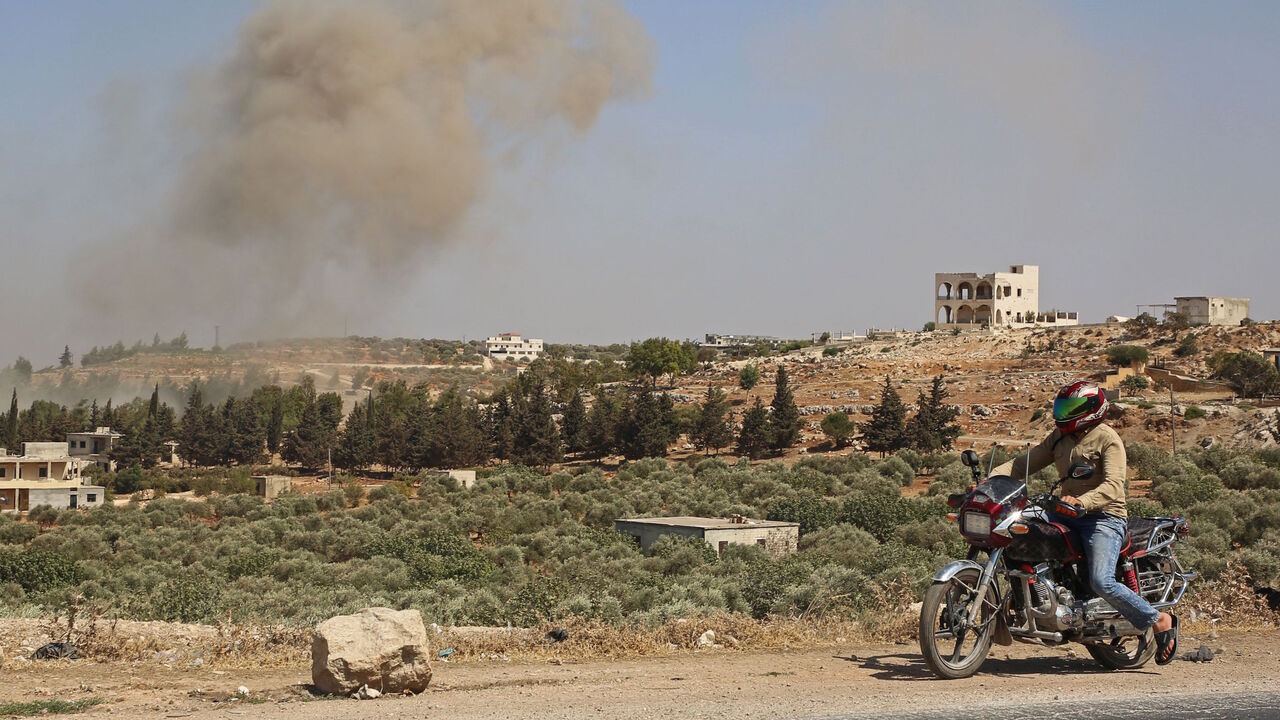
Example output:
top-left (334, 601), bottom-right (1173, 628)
top-left (2, 1), bottom-right (1278, 359)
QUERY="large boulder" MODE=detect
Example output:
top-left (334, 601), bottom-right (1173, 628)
top-left (311, 607), bottom-right (432, 695)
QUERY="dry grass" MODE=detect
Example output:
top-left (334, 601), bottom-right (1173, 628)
top-left (29, 598), bottom-right (310, 669)
top-left (13, 567), bottom-right (1272, 672)
top-left (1183, 561), bottom-right (1280, 632)
top-left (435, 614), bottom-right (881, 664)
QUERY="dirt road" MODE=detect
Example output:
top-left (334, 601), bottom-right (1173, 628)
top-left (6, 628), bottom-right (1277, 719)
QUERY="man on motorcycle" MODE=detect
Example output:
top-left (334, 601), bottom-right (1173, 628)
top-left (991, 380), bottom-right (1179, 664)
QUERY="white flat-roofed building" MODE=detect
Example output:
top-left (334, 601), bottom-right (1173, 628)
top-left (0, 442), bottom-right (104, 514)
top-left (1174, 296), bottom-right (1250, 326)
top-left (485, 333), bottom-right (543, 362)
top-left (614, 516), bottom-right (799, 557)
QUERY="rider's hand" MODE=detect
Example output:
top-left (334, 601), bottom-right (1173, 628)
top-left (1060, 495), bottom-right (1081, 507)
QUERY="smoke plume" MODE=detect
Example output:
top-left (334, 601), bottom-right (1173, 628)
top-left (79, 0), bottom-right (651, 341)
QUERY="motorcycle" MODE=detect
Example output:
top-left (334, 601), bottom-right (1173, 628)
top-left (918, 448), bottom-right (1196, 679)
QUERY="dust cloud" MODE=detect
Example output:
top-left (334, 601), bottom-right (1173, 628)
top-left (77, 0), bottom-right (651, 343)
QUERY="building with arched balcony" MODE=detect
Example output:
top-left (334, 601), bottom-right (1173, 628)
top-left (935, 265), bottom-right (1078, 330)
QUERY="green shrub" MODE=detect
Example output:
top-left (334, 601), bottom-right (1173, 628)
top-left (841, 493), bottom-right (925, 541)
top-left (1184, 406), bottom-right (1207, 420)
top-left (767, 492), bottom-right (839, 534)
top-left (0, 548), bottom-right (82, 592)
top-left (1105, 345), bottom-right (1150, 367)
top-left (150, 568), bottom-right (222, 623)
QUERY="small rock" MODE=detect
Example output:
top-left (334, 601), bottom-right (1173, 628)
top-left (1181, 645), bottom-right (1214, 663)
top-left (236, 686), bottom-right (249, 697)
top-left (696, 630), bottom-right (717, 648)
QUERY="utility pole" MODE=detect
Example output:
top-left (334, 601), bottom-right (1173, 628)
top-left (1170, 387), bottom-right (1177, 455)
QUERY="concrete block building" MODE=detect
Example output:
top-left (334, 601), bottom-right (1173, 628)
top-left (0, 442), bottom-right (105, 513)
top-left (1174, 297), bottom-right (1250, 326)
top-left (67, 427), bottom-right (123, 472)
top-left (253, 475), bottom-right (292, 499)
top-left (935, 265), bottom-right (1078, 329)
top-left (614, 516), bottom-right (799, 557)
top-left (484, 333), bottom-right (543, 362)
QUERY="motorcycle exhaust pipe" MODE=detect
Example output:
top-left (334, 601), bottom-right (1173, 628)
top-left (1009, 628), bottom-right (1064, 642)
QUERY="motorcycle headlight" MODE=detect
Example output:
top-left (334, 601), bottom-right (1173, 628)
top-left (962, 511), bottom-right (991, 537)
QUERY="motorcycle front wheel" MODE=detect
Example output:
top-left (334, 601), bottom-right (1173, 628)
top-left (918, 566), bottom-right (999, 679)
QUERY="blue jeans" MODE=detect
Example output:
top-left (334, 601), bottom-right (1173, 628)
top-left (1058, 513), bottom-right (1162, 630)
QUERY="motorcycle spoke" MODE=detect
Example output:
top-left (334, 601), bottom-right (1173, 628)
top-left (950, 628), bottom-right (968, 664)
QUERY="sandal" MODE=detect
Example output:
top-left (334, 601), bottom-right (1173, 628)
top-left (1154, 613), bottom-right (1179, 666)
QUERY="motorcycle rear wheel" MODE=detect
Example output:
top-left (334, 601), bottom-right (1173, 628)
top-left (1086, 628), bottom-right (1156, 670)
top-left (918, 567), bottom-right (998, 679)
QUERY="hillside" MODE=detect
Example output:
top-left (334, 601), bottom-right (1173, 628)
top-left (13, 323), bottom-right (1280, 457)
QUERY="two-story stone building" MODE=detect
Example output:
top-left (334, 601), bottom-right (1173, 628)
top-left (0, 442), bottom-right (105, 513)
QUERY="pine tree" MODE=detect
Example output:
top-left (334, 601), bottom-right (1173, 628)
top-left (89, 399), bottom-right (99, 427)
top-left (4, 389), bottom-right (17, 452)
top-left (904, 388), bottom-right (937, 452)
top-left (925, 375), bottom-right (962, 451)
top-left (620, 387), bottom-right (671, 460)
top-left (736, 398), bottom-right (771, 459)
top-left (421, 386), bottom-right (489, 469)
top-left (283, 388), bottom-right (330, 469)
top-left (335, 398), bottom-right (376, 470)
top-left (266, 396), bottom-right (284, 454)
top-left (864, 376), bottom-right (907, 456)
top-left (59, 345), bottom-right (73, 369)
top-left (692, 384), bottom-right (732, 455)
top-left (179, 385), bottom-right (219, 466)
top-left (904, 375), bottom-right (962, 453)
top-left (583, 390), bottom-right (619, 461)
top-left (229, 397), bottom-right (265, 464)
top-left (514, 381), bottom-right (562, 467)
top-left (100, 399), bottom-right (116, 429)
top-left (768, 365), bottom-right (801, 451)
top-left (561, 392), bottom-right (587, 455)
top-left (487, 391), bottom-right (516, 461)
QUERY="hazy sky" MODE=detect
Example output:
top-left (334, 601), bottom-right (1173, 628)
top-left (2, 1), bottom-right (1278, 364)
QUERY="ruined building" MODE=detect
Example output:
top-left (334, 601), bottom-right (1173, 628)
top-left (934, 264), bottom-right (1078, 329)
top-left (1174, 296), bottom-right (1250, 326)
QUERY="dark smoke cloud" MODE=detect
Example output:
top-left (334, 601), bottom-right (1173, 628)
top-left (77, 0), bottom-right (651, 342)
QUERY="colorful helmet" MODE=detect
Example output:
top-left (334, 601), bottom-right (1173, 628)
top-left (1053, 380), bottom-right (1109, 435)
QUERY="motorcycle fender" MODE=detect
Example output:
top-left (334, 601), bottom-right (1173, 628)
top-left (931, 559), bottom-right (985, 584)
top-left (993, 611), bottom-right (1013, 646)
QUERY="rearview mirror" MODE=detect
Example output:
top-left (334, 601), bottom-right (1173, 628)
top-left (1069, 462), bottom-right (1094, 480)
top-left (960, 450), bottom-right (980, 468)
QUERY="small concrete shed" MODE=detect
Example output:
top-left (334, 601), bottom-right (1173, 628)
top-left (614, 516), bottom-right (799, 557)
top-left (253, 475), bottom-right (292, 499)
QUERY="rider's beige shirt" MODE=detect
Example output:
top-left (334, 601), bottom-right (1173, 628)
top-left (990, 423), bottom-right (1128, 519)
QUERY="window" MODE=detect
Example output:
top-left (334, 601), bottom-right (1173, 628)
top-left (756, 538), bottom-right (767, 547)
top-left (718, 541), bottom-right (728, 555)
top-left (0, 468), bottom-right (5, 478)
top-left (87, 494), bottom-right (97, 503)
top-left (1017, 289), bottom-right (1023, 297)
top-left (79, 441), bottom-right (86, 449)
top-left (39, 467), bottom-right (48, 478)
